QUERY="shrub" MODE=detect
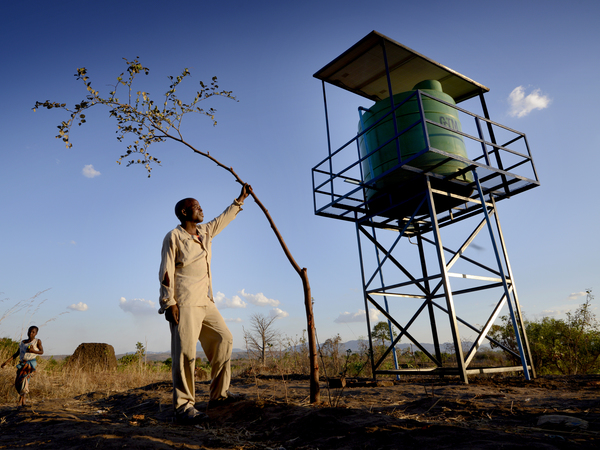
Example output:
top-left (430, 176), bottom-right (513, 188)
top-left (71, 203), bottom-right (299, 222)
top-left (0, 337), bottom-right (19, 355)
top-left (490, 290), bottom-right (600, 375)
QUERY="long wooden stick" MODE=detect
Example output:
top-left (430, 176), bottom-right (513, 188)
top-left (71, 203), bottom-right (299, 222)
top-left (169, 135), bottom-right (321, 403)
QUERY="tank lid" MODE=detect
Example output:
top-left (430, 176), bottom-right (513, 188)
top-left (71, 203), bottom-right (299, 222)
top-left (413, 80), bottom-right (443, 92)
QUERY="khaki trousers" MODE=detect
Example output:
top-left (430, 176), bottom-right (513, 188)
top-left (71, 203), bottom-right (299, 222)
top-left (170, 303), bottom-right (232, 413)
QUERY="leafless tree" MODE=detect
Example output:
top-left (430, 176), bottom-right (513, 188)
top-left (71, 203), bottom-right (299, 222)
top-left (244, 313), bottom-right (280, 366)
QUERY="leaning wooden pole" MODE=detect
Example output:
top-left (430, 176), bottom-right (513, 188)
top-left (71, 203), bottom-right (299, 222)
top-left (301, 268), bottom-right (320, 402)
top-left (34, 61), bottom-right (321, 403)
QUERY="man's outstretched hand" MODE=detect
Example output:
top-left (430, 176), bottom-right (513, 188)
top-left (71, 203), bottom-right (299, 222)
top-left (238, 183), bottom-right (252, 203)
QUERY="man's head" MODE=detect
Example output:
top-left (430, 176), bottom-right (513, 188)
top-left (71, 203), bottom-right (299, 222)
top-left (175, 198), bottom-right (204, 224)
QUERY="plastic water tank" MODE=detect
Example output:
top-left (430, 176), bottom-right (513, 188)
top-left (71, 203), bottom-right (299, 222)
top-left (358, 80), bottom-right (472, 201)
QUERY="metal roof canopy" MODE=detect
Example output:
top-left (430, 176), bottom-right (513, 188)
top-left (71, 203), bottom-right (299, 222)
top-left (313, 31), bottom-right (489, 104)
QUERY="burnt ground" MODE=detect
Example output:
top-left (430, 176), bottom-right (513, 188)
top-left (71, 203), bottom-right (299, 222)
top-left (1, 375), bottom-right (599, 449)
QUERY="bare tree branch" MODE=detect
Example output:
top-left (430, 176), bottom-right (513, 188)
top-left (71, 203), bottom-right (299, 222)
top-left (33, 59), bottom-right (320, 402)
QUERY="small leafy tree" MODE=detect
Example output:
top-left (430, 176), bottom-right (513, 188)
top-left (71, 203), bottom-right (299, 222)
top-left (135, 341), bottom-right (146, 368)
top-left (371, 321), bottom-right (397, 347)
top-left (118, 341), bottom-right (147, 367)
top-left (135, 341), bottom-right (146, 357)
top-left (34, 59), bottom-right (320, 402)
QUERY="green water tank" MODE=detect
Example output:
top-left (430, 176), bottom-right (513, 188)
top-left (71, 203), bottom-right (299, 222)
top-left (358, 80), bottom-right (472, 201)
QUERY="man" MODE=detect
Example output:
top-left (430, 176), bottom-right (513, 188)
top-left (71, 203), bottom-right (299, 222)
top-left (159, 183), bottom-right (251, 424)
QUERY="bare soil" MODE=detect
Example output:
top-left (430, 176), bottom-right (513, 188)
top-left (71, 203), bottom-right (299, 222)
top-left (1, 374), bottom-right (599, 449)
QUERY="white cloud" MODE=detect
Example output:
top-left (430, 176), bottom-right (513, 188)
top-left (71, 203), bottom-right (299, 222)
top-left (214, 292), bottom-right (247, 309)
top-left (334, 308), bottom-right (380, 324)
top-left (224, 317), bottom-right (243, 323)
top-left (119, 297), bottom-right (156, 315)
top-left (541, 308), bottom-right (569, 317)
top-left (67, 302), bottom-right (88, 312)
top-left (270, 307), bottom-right (289, 318)
top-left (82, 164), bottom-right (101, 178)
top-left (568, 291), bottom-right (587, 301)
top-left (239, 289), bottom-right (280, 307)
top-left (508, 86), bottom-right (551, 118)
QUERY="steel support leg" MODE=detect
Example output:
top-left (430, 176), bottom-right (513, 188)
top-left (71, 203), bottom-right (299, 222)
top-left (472, 170), bottom-right (532, 380)
top-left (489, 195), bottom-right (536, 378)
top-left (416, 233), bottom-right (443, 367)
top-left (425, 177), bottom-right (468, 383)
top-left (356, 218), bottom-right (377, 379)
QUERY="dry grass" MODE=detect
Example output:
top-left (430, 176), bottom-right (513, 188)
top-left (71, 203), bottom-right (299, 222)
top-left (0, 348), bottom-right (171, 405)
top-left (0, 345), bottom-right (287, 407)
top-left (0, 342), bottom-right (516, 407)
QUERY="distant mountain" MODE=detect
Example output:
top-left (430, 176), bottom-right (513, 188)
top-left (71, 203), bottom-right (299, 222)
top-left (46, 342), bottom-right (490, 361)
top-left (139, 350), bottom-right (249, 362)
top-left (340, 340), bottom-right (490, 354)
top-left (342, 340), bottom-right (433, 353)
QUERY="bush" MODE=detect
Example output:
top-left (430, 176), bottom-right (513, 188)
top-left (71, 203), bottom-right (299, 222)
top-left (490, 290), bottom-right (600, 375)
top-left (0, 337), bottom-right (19, 355)
top-left (118, 342), bottom-right (146, 368)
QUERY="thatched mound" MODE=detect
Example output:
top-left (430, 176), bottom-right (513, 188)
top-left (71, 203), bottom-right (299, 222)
top-left (195, 367), bottom-right (210, 381)
top-left (68, 343), bottom-right (117, 371)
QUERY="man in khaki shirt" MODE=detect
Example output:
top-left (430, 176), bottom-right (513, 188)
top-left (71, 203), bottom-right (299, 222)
top-left (159, 184), bottom-right (251, 424)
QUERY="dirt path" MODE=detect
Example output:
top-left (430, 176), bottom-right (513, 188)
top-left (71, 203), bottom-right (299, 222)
top-left (1, 375), bottom-right (598, 449)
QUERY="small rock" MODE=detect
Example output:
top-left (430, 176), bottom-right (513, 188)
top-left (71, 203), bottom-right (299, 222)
top-left (328, 377), bottom-right (346, 389)
top-left (537, 415), bottom-right (588, 430)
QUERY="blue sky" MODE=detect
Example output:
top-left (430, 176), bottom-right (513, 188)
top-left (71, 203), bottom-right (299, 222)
top-left (1, 0), bottom-right (598, 356)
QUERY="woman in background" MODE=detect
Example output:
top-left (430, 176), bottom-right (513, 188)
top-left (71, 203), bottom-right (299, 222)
top-left (1, 326), bottom-right (44, 407)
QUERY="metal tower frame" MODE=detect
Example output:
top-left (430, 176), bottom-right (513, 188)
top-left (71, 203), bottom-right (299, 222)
top-left (311, 31), bottom-right (540, 382)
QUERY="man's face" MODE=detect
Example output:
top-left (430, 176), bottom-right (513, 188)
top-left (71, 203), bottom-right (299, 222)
top-left (184, 199), bottom-right (204, 223)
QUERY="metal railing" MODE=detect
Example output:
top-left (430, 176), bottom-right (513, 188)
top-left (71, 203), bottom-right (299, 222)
top-left (312, 90), bottom-right (540, 228)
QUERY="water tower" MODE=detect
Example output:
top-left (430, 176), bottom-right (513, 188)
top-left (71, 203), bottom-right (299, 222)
top-left (311, 31), bottom-right (539, 382)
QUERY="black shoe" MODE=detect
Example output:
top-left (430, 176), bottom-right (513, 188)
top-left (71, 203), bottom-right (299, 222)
top-left (208, 391), bottom-right (246, 408)
top-left (176, 407), bottom-right (209, 425)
